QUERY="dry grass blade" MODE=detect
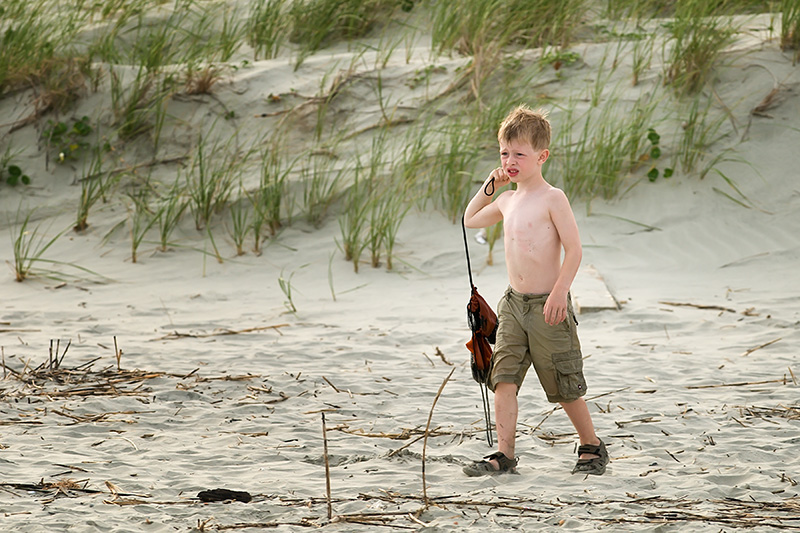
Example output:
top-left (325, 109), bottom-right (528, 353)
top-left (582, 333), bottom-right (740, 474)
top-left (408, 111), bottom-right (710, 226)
top-left (152, 324), bottom-right (288, 340)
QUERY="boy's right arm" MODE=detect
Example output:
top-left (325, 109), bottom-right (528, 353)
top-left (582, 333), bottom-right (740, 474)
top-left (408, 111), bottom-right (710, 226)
top-left (463, 168), bottom-right (509, 228)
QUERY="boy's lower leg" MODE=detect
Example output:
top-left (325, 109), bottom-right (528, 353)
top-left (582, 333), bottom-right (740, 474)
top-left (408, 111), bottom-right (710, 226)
top-left (560, 397), bottom-right (601, 459)
top-left (490, 382), bottom-right (518, 469)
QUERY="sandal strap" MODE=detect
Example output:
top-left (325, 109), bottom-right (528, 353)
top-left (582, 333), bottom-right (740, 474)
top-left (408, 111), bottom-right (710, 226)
top-left (484, 451), bottom-right (518, 471)
top-left (577, 444), bottom-right (601, 456)
top-left (577, 439), bottom-right (607, 457)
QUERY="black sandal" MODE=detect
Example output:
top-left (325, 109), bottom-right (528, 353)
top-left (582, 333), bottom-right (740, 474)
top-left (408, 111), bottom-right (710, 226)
top-left (463, 451), bottom-right (519, 477)
top-left (571, 439), bottom-right (609, 475)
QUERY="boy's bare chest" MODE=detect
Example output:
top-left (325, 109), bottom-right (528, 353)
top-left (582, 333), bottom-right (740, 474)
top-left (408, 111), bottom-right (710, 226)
top-left (502, 197), bottom-right (555, 243)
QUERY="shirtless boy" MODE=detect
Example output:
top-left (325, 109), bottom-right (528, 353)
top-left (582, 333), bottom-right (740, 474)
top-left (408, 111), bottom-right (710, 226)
top-left (462, 105), bottom-right (608, 476)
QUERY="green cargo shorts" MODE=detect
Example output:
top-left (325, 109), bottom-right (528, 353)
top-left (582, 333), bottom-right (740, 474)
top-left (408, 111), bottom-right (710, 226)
top-left (488, 286), bottom-right (587, 403)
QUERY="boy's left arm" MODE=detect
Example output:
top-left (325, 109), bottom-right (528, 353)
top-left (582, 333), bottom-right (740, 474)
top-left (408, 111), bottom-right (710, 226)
top-left (543, 190), bottom-right (582, 326)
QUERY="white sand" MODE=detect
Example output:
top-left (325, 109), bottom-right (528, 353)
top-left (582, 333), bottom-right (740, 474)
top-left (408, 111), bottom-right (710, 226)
top-left (1, 7), bottom-right (799, 532)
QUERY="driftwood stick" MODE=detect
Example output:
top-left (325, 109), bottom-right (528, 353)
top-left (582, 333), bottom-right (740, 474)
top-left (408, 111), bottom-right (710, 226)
top-left (659, 301), bottom-right (737, 313)
top-left (422, 367), bottom-right (455, 508)
top-left (114, 336), bottom-right (121, 372)
top-left (686, 378), bottom-right (788, 389)
top-left (321, 413), bottom-right (332, 520)
top-left (742, 337), bottom-right (781, 357)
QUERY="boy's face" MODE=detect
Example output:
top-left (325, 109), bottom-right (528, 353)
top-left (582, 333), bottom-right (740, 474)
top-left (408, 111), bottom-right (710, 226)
top-left (499, 138), bottom-right (548, 182)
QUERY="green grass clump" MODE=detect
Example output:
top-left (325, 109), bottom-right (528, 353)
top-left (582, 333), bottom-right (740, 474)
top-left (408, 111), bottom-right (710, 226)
top-left (288, 0), bottom-right (403, 67)
top-left (247, 0), bottom-right (290, 60)
top-left (782, 0), bottom-right (800, 61)
top-left (553, 96), bottom-right (660, 199)
top-left (249, 146), bottom-right (292, 254)
top-left (10, 209), bottom-right (63, 282)
top-left (76, 147), bottom-right (118, 232)
top-left (303, 155), bottom-right (345, 228)
top-left (429, 123), bottom-right (483, 222)
top-left (676, 93), bottom-right (727, 174)
top-left (663, 0), bottom-right (738, 95)
top-left (154, 179), bottom-right (188, 252)
top-left (187, 136), bottom-right (246, 231)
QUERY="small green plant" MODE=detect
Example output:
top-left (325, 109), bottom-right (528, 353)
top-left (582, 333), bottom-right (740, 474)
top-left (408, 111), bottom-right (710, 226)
top-left (42, 116), bottom-right (93, 163)
top-left (642, 128), bottom-right (674, 182)
top-left (1, 146), bottom-right (31, 186)
top-left (540, 49), bottom-right (581, 70)
top-left (1, 145), bottom-right (30, 186)
top-left (278, 268), bottom-right (300, 314)
top-left (2, 164), bottom-right (30, 186)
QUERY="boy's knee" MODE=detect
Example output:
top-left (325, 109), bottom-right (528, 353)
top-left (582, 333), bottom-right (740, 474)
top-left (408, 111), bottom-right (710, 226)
top-left (495, 382), bottom-right (518, 395)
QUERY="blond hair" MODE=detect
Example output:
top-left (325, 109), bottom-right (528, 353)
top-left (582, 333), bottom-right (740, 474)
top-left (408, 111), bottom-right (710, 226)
top-left (498, 105), bottom-right (551, 151)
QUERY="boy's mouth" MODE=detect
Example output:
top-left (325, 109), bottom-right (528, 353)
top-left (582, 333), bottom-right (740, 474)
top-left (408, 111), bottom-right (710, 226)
top-left (506, 168), bottom-right (519, 178)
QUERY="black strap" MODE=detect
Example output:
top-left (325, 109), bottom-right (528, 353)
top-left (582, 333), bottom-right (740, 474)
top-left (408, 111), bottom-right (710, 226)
top-left (462, 213), bottom-right (493, 447)
top-left (461, 213), bottom-right (474, 290)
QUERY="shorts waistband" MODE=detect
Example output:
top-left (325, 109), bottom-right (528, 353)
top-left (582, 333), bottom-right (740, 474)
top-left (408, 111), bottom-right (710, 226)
top-left (504, 286), bottom-right (550, 303)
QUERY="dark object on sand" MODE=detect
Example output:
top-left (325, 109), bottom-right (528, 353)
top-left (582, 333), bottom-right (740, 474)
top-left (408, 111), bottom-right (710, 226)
top-left (461, 214), bottom-right (498, 446)
top-left (197, 488), bottom-right (252, 503)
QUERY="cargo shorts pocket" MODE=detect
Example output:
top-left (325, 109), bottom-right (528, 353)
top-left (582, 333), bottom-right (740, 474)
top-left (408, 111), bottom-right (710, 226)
top-left (552, 350), bottom-right (587, 399)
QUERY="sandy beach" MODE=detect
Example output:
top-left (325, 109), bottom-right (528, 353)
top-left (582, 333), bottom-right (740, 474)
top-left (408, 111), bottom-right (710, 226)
top-left (2, 2), bottom-right (799, 531)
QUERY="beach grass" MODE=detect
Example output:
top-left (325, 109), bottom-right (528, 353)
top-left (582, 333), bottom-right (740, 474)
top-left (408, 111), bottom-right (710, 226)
top-left (0, 0), bottom-right (785, 278)
top-left (154, 178), bottom-right (188, 252)
top-left (303, 154), bottom-right (345, 228)
top-left (552, 94), bottom-right (661, 199)
top-left (249, 145), bottom-right (292, 254)
top-left (186, 134), bottom-right (247, 231)
top-left (338, 164), bottom-right (371, 272)
top-left (430, 122), bottom-right (482, 222)
top-left (663, 0), bottom-right (739, 95)
top-left (228, 190), bottom-right (251, 256)
top-left (126, 187), bottom-right (156, 263)
top-left (75, 147), bottom-right (117, 232)
top-left (247, 0), bottom-right (290, 60)
top-left (676, 93), bottom-right (728, 174)
top-left (782, 0), bottom-right (800, 61)
top-left (10, 209), bottom-right (63, 282)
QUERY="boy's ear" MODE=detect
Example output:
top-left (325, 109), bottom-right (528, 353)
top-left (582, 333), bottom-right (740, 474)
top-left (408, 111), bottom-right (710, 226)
top-left (538, 149), bottom-right (550, 164)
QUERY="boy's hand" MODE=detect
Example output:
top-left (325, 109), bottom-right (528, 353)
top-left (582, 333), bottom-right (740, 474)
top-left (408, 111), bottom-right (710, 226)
top-left (543, 292), bottom-right (568, 326)
top-left (486, 167), bottom-right (510, 194)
